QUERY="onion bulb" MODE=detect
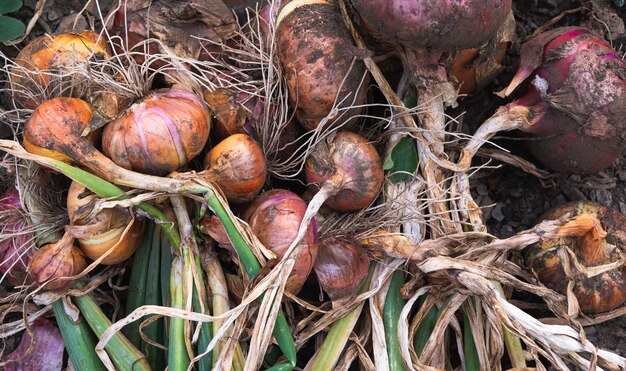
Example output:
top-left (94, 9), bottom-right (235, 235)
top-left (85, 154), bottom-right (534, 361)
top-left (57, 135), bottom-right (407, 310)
top-left (66, 181), bottom-right (143, 265)
top-left (102, 88), bottom-right (211, 176)
top-left (525, 201), bottom-right (626, 314)
top-left (314, 235), bottom-right (369, 302)
top-left (23, 97), bottom-right (100, 163)
top-left (202, 134), bottom-right (267, 204)
top-left (276, 0), bottom-right (368, 131)
top-left (304, 131), bottom-right (383, 212)
top-left (10, 31), bottom-right (109, 109)
top-left (28, 232), bottom-right (86, 291)
top-left (243, 189), bottom-right (318, 293)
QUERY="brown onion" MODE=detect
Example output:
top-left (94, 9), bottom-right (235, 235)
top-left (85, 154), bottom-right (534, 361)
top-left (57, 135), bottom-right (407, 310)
top-left (10, 31), bottom-right (109, 109)
top-left (276, 0), bottom-right (368, 131)
top-left (243, 189), bottom-right (318, 293)
top-left (203, 134), bottom-right (267, 203)
top-left (66, 181), bottom-right (143, 265)
top-left (314, 235), bottom-right (369, 302)
top-left (102, 88), bottom-right (211, 176)
top-left (304, 131), bottom-right (383, 212)
top-left (525, 201), bottom-right (626, 314)
top-left (203, 88), bottom-right (259, 140)
top-left (28, 233), bottom-right (86, 290)
top-left (23, 98), bottom-right (100, 163)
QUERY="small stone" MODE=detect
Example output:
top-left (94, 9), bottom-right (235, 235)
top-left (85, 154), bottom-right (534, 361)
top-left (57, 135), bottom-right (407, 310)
top-left (618, 170), bottom-right (626, 182)
top-left (585, 326), bottom-right (597, 336)
top-left (491, 203), bottom-right (506, 222)
top-left (619, 202), bottom-right (626, 216)
top-left (590, 189), bottom-right (613, 206)
top-left (47, 9), bottom-right (59, 21)
top-left (476, 183), bottom-right (489, 196)
top-left (500, 224), bottom-right (515, 238)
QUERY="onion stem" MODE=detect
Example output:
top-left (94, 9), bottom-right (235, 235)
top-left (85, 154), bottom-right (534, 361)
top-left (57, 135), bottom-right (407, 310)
top-left (73, 283), bottom-right (150, 370)
top-left (494, 283), bottom-right (526, 368)
top-left (384, 269), bottom-right (406, 371)
top-left (462, 300), bottom-right (480, 371)
top-left (306, 264), bottom-right (374, 371)
top-left (168, 256), bottom-right (190, 371)
top-left (52, 300), bottom-right (106, 371)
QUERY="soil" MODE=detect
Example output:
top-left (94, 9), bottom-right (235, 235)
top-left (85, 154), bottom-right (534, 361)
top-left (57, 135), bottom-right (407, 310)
top-left (1, 0), bottom-right (625, 367)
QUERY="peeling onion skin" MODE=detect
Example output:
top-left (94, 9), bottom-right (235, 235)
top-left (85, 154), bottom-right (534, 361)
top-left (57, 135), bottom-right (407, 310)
top-left (304, 131), bottom-right (383, 212)
top-left (243, 189), bottom-right (318, 293)
top-left (203, 134), bottom-right (267, 204)
top-left (349, 0), bottom-right (511, 51)
top-left (28, 234), bottom-right (86, 291)
top-left (503, 27), bottom-right (626, 174)
top-left (102, 88), bottom-right (211, 176)
top-left (276, 0), bottom-right (368, 131)
top-left (525, 202), bottom-right (626, 314)
top-left (67, 181), bottom-right (144, 265)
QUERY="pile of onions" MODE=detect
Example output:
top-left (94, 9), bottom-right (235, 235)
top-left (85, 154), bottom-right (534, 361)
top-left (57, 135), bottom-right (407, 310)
top-left (462, 27), bottom-right (626, 175)
top-left (103, 89), bottom-right (211, 176)
top-left (66, 181), bottom-right (143, 265)
top-left (202, 134), bottom-right (267, 204)
top-left (304, 130), bottom-right (383, 212)
top-left (242, 189), bottom-right (318, 293)
top-left (525, 202), bottom-right (626, 314)
top-left (276, 0), bottom-right (368, 131)
top-left (9, 31), bottom-right (109, 109)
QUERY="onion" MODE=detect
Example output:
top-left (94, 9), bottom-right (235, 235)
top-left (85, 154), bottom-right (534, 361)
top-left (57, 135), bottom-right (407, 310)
top-left (0, 188), bottom-right (34, 286)
top-left (314, 235), bottom-right (369, 302)
top-left (243, 189), bottom-right (318, 293)
top-left (66, 181), bottom-right (143, 265)
top-left (461, 27), bottom-right (626, 175)
top-left (304, 130), bottom-right (383, 212)
top-left (524, 202), bottom-right (626, 314)
top-left (9, 31), bottom-right (109, 109)
top-left (276, 0), bottom-right (368, 131)
top-left (102, 88), bottom-right (211, 176)
top-left (203, 88), bottom-right (258, 140)
top-left (28, 232), bottom-right (86, 291)
top-left (203, 134), bottom-right (267, 204)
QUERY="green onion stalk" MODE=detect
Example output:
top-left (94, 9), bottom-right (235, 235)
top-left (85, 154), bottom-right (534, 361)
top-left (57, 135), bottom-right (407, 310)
top-left (0, 142), bottom-right (297, 370)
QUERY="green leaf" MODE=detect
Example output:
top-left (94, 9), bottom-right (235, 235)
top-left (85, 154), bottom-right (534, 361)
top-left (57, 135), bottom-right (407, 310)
top-left (0, 15), bottom-right (25, 42)
top-left (0, 0), bottom-right (22, 15)
top-left (385, 136), bottom-right (419, 183)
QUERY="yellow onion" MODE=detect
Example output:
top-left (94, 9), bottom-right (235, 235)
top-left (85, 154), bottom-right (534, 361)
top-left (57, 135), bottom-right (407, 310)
top-left (27, 233), bottom-right (86, 290)
top-left (66, 181), bottom-right (143, 265)
top-left (525, 201), bottom-right (626, 314)
top-left (102, 88), bottom-right (211, 176)
top-left (23, 98), bottom-right (100, 163)
top-left (203, 134), bottom-right (267, 203)
top-left (10, 31), bottom-right (109, 109)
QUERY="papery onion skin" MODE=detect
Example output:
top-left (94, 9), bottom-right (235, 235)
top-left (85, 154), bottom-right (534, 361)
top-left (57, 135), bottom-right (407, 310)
top-left (23, 97), bottom-right (98, 163)
top-left (203, 134), bottom-right (267, 204)
top-left (304, 131), bottom-right (383, 212)
top-left (314, 235), bottom-right (369, 301)
top-left (102, 88), bottom-right (211, 176)
top-left (66, 181), bottom-right (143, 265)
top-left (10, 31), bottom-right (109, 109)
top-left (28, 234), bottom-right (86, 291)
top-left (349, 0), bottom-right (511, 51)
top-left (502, 27), bottom-right (626, 174)
top-left (525, 202), bottom-right (626, 314)
top-left (243, 189), bottom-right (318, 293)
top-left (276, 0), bottom-right (368, 131)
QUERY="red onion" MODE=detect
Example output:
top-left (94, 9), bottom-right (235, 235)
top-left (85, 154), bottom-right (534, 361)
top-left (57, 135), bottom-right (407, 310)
top-left (0, 188), bottom-right (34, 286)
top-left (304, 131), bottom-right (383, 212)
top-left (461, 27), bottom-right (626, 175)
top-left (314, 235), bottom-right (369, 302)
top-left (243, 189), bottom-right (318, 293)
